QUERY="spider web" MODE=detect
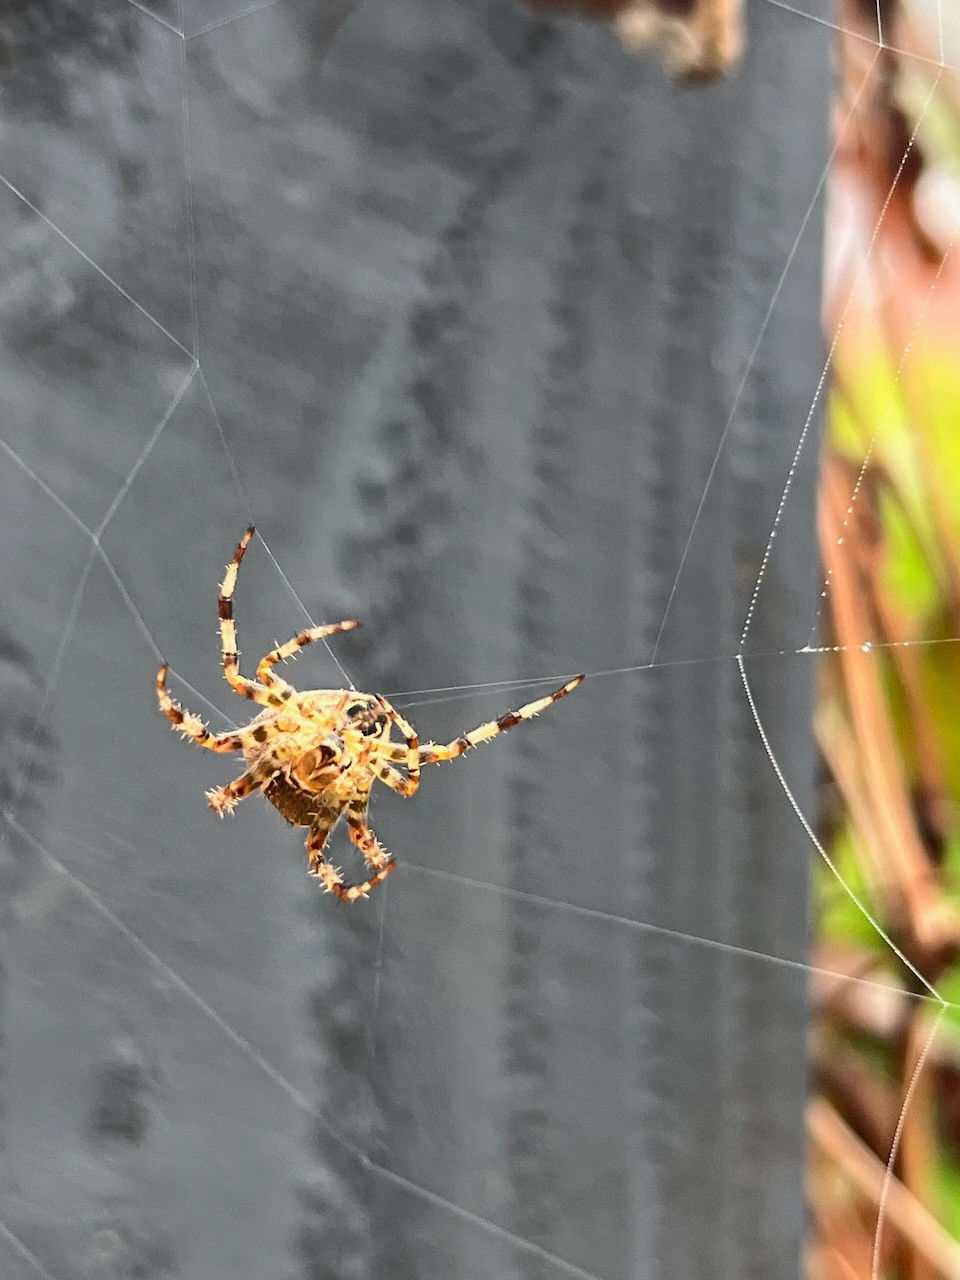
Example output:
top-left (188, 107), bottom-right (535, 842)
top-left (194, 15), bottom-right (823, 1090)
top-left (0, 0), bottom-right (957, 1278)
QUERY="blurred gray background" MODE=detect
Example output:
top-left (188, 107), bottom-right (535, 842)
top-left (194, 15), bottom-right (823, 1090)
top-left (0, 1), bottom-right (829, 1277)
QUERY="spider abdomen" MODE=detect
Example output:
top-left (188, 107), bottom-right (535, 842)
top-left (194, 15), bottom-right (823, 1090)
top-left (263, 773), bottom-right (334, 828)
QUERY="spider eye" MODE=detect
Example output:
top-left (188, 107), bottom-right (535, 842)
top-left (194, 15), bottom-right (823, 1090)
top-left (345, 703), bottom-right (366, 718)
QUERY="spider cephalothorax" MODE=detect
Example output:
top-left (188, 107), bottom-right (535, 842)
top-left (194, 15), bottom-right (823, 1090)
top-left (157, 527), bottom-right (583, 901)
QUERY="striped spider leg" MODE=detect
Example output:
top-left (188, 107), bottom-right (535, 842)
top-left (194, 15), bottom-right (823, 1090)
top-left (382, 677), bottom-right (585, 769)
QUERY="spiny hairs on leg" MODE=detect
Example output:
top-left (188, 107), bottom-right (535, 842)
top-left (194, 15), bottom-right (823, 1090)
top-left (307, 816), bottom-right (397, 902)
top-left (493, 674), bottom-right (584, 731)
top-left (256, 619), bottom-right (361, 687)
top-left (311, 858), bottom-right (397, 902)
top-left (156, 663), bottom-right (245, 753)
top-left (206, 765), bottom-right (270, 816)
top-left (376, 694), bottom-right (420, 791)
top-left (419, 673), bottom-right (585, 764)
top-left (217, 527), bottom-right (355, 709)
top-left (218, 526), bottom-right (266, 702)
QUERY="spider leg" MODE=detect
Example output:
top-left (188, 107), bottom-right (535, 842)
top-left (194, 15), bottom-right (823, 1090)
top-left (156, 664), bottom-right (248, 752)
top-left (206, 762), bottom-right (273, 816)
top-left (306, 813), bottom-right (339, 886)
top-left (256, 620), bottom-right (360, 689)
top-left (306, 811), bottom-right (396, 902)
top-left (418, 675), bottom-right (584, 764)
top-left (375, 762), bottom-right (418, 797)
top-left (374, 695), bottom-right (420, 793)
top-left (218, 527), bottom-right (287, 707)
top-left (346, 806), bottom-right (397, 886)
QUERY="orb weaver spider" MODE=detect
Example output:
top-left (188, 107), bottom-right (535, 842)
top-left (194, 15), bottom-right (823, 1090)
top-left (157, 528), bottom-right (584, 901)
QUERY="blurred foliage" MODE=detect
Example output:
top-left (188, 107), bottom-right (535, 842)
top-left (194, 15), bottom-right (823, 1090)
top-left (811, 2), bottom-right (960, 1276)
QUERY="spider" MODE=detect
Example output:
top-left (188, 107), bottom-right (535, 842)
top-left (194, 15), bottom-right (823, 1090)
top-left (521, 0), bottom-right (743, 82)
top-left (156, 527), bottom-right (584, 902)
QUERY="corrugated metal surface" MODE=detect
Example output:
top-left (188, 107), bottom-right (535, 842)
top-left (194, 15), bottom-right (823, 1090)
top-left (0, 1), bottom-right (829, 1277)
